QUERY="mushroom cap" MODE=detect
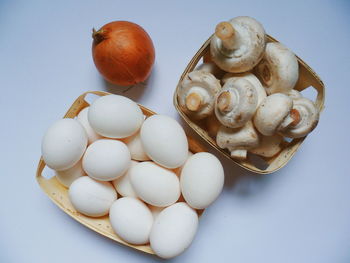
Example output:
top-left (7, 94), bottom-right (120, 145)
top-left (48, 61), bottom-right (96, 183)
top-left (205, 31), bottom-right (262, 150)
top-left (215, 78), bottom-right (258, 128)
top-left (286, 89), bottom-right (302, 100)
top-left (178, 70), bottom-right (221, 120)
top-left (249, 134), bottom-right (283, 158)
top-left (195, 62), bottom-right (225, 79)
top-left (222, 72), bottom-right (267, 106)
top-left (279, 97), bottom-right (319, 138)
top-left (253, 93), bottom-right (293, 136)
top-left (255, 42), bottom-right (299, 95)
top-left (216, 121), bottom-right (260, 160)
top-left (210, 16), bottom-right (266, 73)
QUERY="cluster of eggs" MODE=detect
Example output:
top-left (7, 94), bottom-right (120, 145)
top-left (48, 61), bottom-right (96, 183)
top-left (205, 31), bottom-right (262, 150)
top-left (41, 94), bottom-right (224, 259)
top-left (178, 16), bottom-right (320, 160)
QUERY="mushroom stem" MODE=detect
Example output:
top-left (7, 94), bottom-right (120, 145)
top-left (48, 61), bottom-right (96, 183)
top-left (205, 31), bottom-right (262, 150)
top-left (230, 149), bottom-right (247, 160)
top-left (215, 22), bottom-right (238, 51)
top-left (290, 109), bottom-right (301, 126)
top-left (279, 109), bottom-right (301, 130)
top-left (278, 115), bottom-right (294, 131)
top-left (258, 61), bottom-right (272, 85)
top-left (185, 92), bottom-right (203, 112)
top-left (217, 91), bottom-right (233, 113)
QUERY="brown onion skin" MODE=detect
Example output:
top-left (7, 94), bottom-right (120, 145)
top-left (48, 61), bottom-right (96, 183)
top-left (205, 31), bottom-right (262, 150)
top-left (92, 21), bottom-right (155, 86)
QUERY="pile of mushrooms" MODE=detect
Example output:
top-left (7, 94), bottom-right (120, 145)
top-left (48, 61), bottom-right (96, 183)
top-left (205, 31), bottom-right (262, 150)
top-left (177, 16), bottom-right (320, 160)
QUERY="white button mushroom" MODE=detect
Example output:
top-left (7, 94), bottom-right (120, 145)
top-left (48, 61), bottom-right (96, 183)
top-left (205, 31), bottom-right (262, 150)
top-left (88, 94), bottom-right (144, 139)
top-left (82, 139), bottom-right (131, 181)
top-left (253, 93), bottom-right (295, 136)
top-left (68, 176), bottom-right (117, 217)
top-left (222, 72), bottom-right (267, 106)
top-left (41, 118), bottom-right (88, 171)
top-left (216, 121), bottom-right (260, 160)
top-left (287, 89), bottom-right (302, 100)
top-left (56, 159), bottom-right (85, 188)
top-left (180, 152), bottom-right (224, 209)
top-left (215, 78), bottom-right (258, 128)
top-left (109, 197), bottom-right (153, 245)
top-left (112, 160), bottom-right (138, 198)
top-left (195, 62), bottom-right (224, 79)
top-left (210, 16), bottom-right (266, 73)
top-left (129, 162), bottom-right (180, 207)
top-left (255, 42), bottom-right (299, 95)
top-left (76, 107), bottom-right (102, 144)
top-left (150, 202), bottom-right (198, 259)
top-left (178, 70), bottom-right (221, 120)
top-left (249, 134), bottom-right (284, 158)
top-left (279, 97), bottom-right (319, 138)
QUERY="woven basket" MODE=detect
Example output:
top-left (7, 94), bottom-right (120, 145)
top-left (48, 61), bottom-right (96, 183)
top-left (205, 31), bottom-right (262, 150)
top-left (36, 91), bottom-right (206, 255)
top-left (174, 35), bottom-right (325, 174)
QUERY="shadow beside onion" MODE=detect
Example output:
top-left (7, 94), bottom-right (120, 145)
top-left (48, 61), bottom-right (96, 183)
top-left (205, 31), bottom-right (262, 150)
top-left (101, 64), bottom-right (158, 102)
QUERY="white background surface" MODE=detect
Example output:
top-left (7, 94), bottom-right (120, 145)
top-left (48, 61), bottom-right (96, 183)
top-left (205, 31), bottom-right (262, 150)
top-left (1, 0), bottom-right (350, 262)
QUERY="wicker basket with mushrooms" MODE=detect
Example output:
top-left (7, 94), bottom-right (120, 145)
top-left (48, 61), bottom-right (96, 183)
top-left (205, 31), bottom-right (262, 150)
top-left (177, 16), bottom-right (320, 162)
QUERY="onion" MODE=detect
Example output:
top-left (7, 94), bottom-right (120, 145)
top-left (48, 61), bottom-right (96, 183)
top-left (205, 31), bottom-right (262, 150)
top-left (92, 21), bottom-right (155, 86)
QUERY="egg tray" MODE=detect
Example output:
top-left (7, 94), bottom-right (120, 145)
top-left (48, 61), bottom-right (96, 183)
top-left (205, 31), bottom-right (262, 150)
top-left (173, 34), bottom-right (325, 174)
top-left (36, 90), bottom-right (206, 255)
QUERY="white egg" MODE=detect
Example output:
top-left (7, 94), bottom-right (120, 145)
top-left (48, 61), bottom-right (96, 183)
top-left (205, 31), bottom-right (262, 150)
top-left (88, 95), bottom-right (143, 139)
top-left (175, 151), bottom-right (194, 175)
top-left (129, 162), bottom-right (180, 207)
top-left (149, 205), bottom-right (164, 220)
top-left (125, 133), bottom-right (150, 161)
top-left (112, 160), bottom-right (138, 198)
top-left (69, 176), bottom-right (117, 217)
top-left (82, 139), bottom-right (131, 181)
top-left (56, 159), bottom-right (85, 188)
top-left (77, 107), bottom-right (102, 144)
top-left (150, 202), bottom-right (198, 259)
top-left (42, 118), bottom-right (87, 171)
top-left (180, 152), bottom-right (224, 209)
top-left (140, 115), bottom-right (188, 168)
top-left (109, 197), bottom-right (153, 245)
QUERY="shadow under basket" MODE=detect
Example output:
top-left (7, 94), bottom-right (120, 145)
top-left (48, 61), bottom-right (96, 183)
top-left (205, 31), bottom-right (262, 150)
top-left (173, 35), bottom-right (325, 174)
top-left (36, 91), bottom-right (206, 255)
